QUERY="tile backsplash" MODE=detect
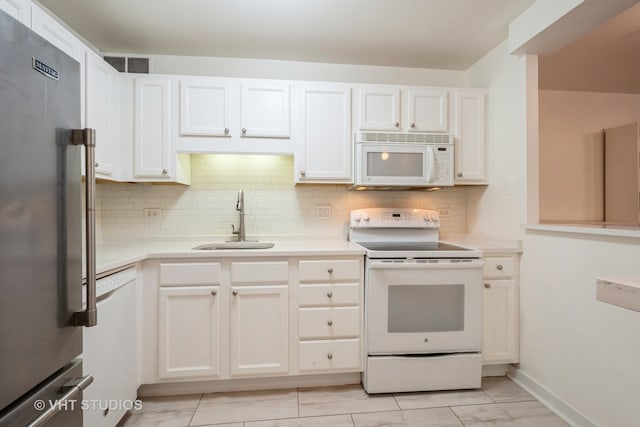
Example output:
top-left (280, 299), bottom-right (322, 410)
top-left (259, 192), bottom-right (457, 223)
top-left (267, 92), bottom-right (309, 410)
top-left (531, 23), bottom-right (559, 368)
top-left (97, 154), bottom-right (466, 241)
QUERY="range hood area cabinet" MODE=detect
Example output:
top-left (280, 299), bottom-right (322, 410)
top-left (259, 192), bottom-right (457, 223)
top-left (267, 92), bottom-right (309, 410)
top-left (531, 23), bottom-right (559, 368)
top-left (173, 76), bottom-right (293, 154)
top-left (354, 86), bottom-right (449, 133)
top-left (352, 85), bottom-right (487, 185)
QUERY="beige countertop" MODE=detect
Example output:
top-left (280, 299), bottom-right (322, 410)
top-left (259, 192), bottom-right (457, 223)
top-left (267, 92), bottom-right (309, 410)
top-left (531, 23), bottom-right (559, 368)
top-left (93, 234), bottom-right (522, 277)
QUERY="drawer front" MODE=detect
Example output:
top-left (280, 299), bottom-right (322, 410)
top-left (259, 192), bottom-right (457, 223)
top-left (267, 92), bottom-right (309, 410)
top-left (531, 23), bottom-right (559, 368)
top-left (299, 284), bottom-right (360, 306)
top-left (298, 259), bottom-right (361, 282)
top-left (299, 339), bottom-right (361, 371)
top-left (482, 257), bottom-right (515, 278)
top-left (298, 307), bottom-right (360, 339)
top-left (160, 263), bottom-right (221, 286)
top-left (230, 261), bottom-right (289, 284)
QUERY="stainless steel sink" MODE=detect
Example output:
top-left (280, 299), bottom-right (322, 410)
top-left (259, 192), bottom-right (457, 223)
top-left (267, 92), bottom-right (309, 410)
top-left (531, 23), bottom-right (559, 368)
top-left (192, 242), bottom-right (275, 250)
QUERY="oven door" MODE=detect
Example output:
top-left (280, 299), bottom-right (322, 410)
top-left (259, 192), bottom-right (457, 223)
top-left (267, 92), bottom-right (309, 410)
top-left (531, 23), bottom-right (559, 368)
top-left (366, 258), bottom-right (483, 355)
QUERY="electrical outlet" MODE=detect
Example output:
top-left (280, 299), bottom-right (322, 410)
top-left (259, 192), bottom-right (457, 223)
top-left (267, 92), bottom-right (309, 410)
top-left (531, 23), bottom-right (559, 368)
top-left (438, 208), bottom-right (450, 217)
top-left (144, 208), bottom-right (161, 218)
top-left (317, 205), bottom-right (331, 220)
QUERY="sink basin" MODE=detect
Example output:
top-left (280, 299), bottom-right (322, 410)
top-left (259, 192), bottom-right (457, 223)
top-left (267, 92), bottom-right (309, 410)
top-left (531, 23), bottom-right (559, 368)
top-left (192, 242), bottom-right (275, 250)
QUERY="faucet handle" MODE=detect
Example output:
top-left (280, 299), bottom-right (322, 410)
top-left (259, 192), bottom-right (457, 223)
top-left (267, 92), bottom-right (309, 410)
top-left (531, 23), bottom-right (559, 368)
top-left (231, 224), bottom-right (239, 235)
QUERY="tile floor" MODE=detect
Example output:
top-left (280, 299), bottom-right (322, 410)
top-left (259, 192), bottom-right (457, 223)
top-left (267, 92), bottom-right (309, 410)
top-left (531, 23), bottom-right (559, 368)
top-left (119, 377), bottom-right (569, 427)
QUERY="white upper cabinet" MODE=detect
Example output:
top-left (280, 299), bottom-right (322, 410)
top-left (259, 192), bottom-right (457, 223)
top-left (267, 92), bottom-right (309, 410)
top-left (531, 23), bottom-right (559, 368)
top-left (240, 81), bottom-right (290, 138)
top-left (0, 0), bottom-right (30, 26)
top-left (294, 83), bottom-right (353, 183)
top-left (407, 89), bottom-right (448, 132)
top-left (175, 77), bottom-right (292, 154)
top-left (179, 78), bottom-right (232, 137)
top-left (85, 50), bottom-right (119, 178)
top-left (134, 77), bottom-right (172, 179)
top-left (356, 86), bottom-right (449, 133)
top-left (358, 87), bottom-right (401, 131)
top-left (454, 90), bottom-right (486, 184)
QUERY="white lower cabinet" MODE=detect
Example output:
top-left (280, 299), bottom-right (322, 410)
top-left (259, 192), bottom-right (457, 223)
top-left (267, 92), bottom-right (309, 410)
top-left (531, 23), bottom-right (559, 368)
top-left (146, 255), bottom-right (363, 385)
top-left (482, 254), bottom-right (520, 364)
top-left (229, 285), bottom-right (289, 376)
top-left (158, 286), bottom-right (221, 379)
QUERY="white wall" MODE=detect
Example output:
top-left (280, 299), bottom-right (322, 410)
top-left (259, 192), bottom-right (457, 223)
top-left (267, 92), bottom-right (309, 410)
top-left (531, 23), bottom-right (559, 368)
top-left (463, 40), bottom-right (529, 239)
top-left (539, 90), bottom-right (640, 222)
top-left (520, 231), bottom-right (640, 427)
top-left (97, 154), bottom-right (467, 241)
top-left (145, 54), bottom-right (467, 87)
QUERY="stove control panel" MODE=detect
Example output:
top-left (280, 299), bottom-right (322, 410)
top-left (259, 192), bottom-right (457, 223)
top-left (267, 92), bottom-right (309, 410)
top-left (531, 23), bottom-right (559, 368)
top-left (350, 208), bottom-right (439, 228)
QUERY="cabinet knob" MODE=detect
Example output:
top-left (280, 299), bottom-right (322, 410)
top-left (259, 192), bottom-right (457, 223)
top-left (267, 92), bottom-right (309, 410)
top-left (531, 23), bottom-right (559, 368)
top-left (496, 265), bottom-right (504, 271)
top-left (242, 128), bottom-right (247, 134)
top-left (327, 353), bottom-right (333, 360)
top-left (300, 171), bottom-right (306, 177)
top-left (327, 291), bottom-right (333, 298)
top-left (327, 320), bottom-right (333, 326)
top-left (211, 290), bottom-right (217, 296)
top-left (162, 169), bottom-right (168, 175)
top-left (457, 172), bottom-right (463, 178)
top-left (224, 128), bottom-right (229, 134)
top-left (484, 283), bottom-right (491, 289)
top-left (410, 123), bottom-right (416, 128)
top-left (232, 290), bottom-right (238, 296)
top-left (94, 162), bottom-right (99, 168)
top-left (394, 122), bottom-right (399, 127)
top-left (327, 268), bottom-right (334, 274)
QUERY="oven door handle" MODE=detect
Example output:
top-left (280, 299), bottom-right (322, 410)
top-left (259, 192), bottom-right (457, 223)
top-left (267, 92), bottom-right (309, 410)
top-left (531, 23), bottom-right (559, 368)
top-left (369, 260), bottom-right (484, 270)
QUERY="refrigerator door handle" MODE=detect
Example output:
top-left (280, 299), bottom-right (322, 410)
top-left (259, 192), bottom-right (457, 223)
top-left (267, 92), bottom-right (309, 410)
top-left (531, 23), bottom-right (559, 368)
top-left (26, 375), bottom-right (93, 427)
top-left (71, 128), bottom-right (97, 327)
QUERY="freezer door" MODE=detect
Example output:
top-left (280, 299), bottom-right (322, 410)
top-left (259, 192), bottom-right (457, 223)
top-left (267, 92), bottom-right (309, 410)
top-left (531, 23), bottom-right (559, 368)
top-left (0, 359), bottom-right (87, 427)
top-left (0, 10), bottom-right (83, 412)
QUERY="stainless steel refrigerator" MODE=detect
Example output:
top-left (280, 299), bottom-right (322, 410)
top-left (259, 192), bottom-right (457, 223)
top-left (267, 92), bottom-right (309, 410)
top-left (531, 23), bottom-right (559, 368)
top-left (0, 10), bottom-right (96, 427)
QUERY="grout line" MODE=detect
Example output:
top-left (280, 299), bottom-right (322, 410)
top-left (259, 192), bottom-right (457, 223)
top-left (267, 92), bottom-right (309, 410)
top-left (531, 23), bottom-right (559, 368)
top-left (448, 405), bottom-right (467, 426)
top-left (187, 393), bottom-right (204, 426)
top-left (296, 387), bottom-right (300, 418)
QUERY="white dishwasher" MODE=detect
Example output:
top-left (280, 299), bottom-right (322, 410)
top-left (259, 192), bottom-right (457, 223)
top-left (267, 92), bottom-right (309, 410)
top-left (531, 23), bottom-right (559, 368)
top-left (83, 266), bottom-right (137, 427)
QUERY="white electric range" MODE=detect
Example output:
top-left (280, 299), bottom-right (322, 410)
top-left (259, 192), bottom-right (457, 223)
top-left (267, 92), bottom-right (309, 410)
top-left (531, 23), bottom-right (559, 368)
top-left (349, 208), bottom-right (484, 394)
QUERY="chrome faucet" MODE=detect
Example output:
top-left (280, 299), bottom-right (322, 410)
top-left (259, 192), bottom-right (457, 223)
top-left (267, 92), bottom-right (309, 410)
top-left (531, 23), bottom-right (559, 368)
top-left (230, 189), bottom-right (246, 242)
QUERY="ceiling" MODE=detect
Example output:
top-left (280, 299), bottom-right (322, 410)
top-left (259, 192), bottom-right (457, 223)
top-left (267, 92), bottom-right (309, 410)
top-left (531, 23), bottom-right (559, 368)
top-left (37, 0), bottom-right (535, 70)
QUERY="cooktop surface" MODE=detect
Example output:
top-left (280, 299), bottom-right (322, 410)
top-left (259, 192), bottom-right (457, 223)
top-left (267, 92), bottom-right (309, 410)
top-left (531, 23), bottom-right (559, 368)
top-left (357, 241), bottom-right (474, 252)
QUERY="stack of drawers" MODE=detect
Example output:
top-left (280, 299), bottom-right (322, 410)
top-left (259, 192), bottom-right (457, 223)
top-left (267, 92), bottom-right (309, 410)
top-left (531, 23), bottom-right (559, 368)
top-left (297, 258), bottom-right (362, 372)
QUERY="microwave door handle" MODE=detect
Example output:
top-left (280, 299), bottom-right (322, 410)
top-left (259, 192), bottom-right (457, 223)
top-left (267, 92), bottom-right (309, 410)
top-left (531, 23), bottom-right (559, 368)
top-left (425, 146), bottom-right (435, 183)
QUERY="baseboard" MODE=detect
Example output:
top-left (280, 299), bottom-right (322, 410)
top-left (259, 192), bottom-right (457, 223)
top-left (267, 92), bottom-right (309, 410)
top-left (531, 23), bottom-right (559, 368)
top-left (507, 366), bottom-right (598, 427)
top-left (138, 372), bottom-right (361, 397)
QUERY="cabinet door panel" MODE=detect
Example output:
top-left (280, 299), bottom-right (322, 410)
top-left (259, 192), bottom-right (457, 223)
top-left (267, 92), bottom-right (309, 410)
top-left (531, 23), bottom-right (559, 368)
top-left (482, 280), bottom-right (518, 364)
top-left (358, 87), bottom-right (401, 131)
top-left (294, 84), bottom-right (352, 182)
top-left (134, 78), bottom-right (171, 178)
top-left (158, 286), bottom-right (220, 378)
top-left (454, 91), bottom-right (486, 183)
top-left (179, 79), bottom-right (231, 136)
top-left (241, 82), bottom-right (290, 138)
top-left (230, 285), bottom-right (288, 376)
top-left (407, 89), bottom-right (448, 132)
top-left (86, 51), bottom-right (117, 177)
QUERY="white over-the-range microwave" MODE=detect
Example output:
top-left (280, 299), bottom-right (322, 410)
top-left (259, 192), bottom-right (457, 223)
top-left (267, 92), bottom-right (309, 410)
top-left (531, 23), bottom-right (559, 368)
top-left (353, 132), bottom-right (454, 188)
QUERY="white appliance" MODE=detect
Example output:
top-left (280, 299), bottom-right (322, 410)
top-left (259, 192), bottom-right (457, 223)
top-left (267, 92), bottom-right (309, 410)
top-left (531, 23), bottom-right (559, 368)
top-left (353, 132), bottom-right (454, 188)
top-left (83, 267), bottom-right (137, 427)
top-left (349, 208), bottom-right (483, 394)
